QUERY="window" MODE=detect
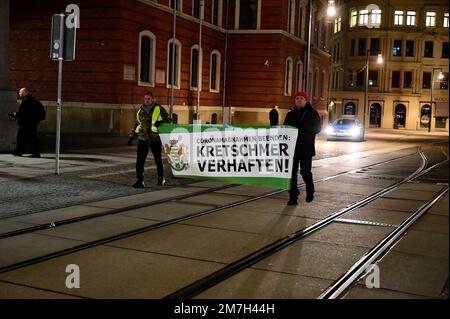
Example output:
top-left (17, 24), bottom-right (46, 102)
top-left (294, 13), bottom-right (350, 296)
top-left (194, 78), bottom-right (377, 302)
top-left (442, 42), bottom-right (449, 58)
top-left (406, 11), bottom-right (416, 26)
top-left (296, 61), bottom-right (303, 92)
top-left (344, 102), bottom-right (356, 115)
top-left (359, 9), bottom-right (369, 25)
top-left (170, 0), bottom-right (182, 11)
top-left (424, 41), bottom-right (433, 57)
top-left (349, 39), bottom-right (355, 56)
top-left (440, 72), bottom-right (449, 89)
top-left (139, 31), bottom-right (156, 86)
top-left (420, 105), bottom-right (431, 128)
top-left (239, 0), bottom-right (258, 29)
top-left (369, 70), bottom-right (378, 86)
top-left (334, 16), bottom-right (342, 33)
top-left (347, 73), bottom-right (354, 87)
top-left (190, 45), bottom-right (202, 91)
top-left (393, 39), bottom-right (402, 56)
top-left (210, 50), bottom-right (221, 92)
top-left (426, 12), bottom-right (436, 27)
top-left (193, 0), bottom-right (201, 18)
top-left (356, 70), bottom-right (364, 87)
top-left (392, 71), bottom-right (400, 88)
top-left (211, 113), bottom-right (218, 124)
top-left (405, 40), bottom-right (414, 56)
top-left (444, 13), bottom-right (449, 28)
top-left (172, 113), bottom-right (178, 124)
top-left (435, 117), bottom-right (447, 128)
top-left (284, 57), bottom-right (293, 96)
top-left (212, 0), bottom-right (221, 26)
top-left (167, 39), bottom-right (181, 88)
top-left (370, 38), bottom-right (380, 51)
top-left (350, 10), bottom-right (357, 27)
top-left (403, 71), bottom-right (412, 88)
top-left (314, 68), bottom-right (319, 97)
top-left (287, 0), bottom-right (295, 33)
top-left (394, 10), bottom-right (404, 25)
top-left (370, 9), bottom-right (381, 26)
top-left (422, 72), bottom-right (431, 88)
top-left (298, 6), bottom-right (306, 39)
top-left (358, 38), bottom-right (366, 56)
top-left (320, 71), bottom-right (326, 97)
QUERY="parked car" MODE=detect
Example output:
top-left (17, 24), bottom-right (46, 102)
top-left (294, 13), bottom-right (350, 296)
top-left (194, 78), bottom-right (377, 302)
top-left (325, 117), bottom-right (364, 141)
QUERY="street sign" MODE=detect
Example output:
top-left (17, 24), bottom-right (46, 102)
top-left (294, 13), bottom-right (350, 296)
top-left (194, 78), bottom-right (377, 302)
top-left (50, 14), bottom-right (64, 60)
top-left (50, 14), bottom-right (77, 61)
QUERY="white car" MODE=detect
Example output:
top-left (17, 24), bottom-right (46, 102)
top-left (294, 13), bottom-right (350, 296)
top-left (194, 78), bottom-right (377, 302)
top-left (325, 117), bottom-right (364, 142)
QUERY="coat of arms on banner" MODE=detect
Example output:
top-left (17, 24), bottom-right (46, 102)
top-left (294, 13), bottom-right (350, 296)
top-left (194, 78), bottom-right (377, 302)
top-left (164, 138), bottom-right (189, 171)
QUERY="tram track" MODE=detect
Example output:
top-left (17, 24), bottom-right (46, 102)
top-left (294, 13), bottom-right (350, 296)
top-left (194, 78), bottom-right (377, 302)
top-left (0, 146), bottom-right (445, 282)
top-left (0, 147), bottom-right (427, 274)
top-left (163, 151), bottom-right (448, 299)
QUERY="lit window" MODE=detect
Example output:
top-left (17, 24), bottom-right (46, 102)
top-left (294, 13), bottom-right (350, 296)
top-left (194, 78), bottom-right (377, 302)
top-left (210, 50), bottom-right (221, 92)
top-left (370, 9), bottom-right (381, 26)
top-left (350, 10), bottom-right (357, 27)
top-left (334, 16), bottom-right (342, 33)
top-left (426, 12), bottom-right (436, 27)
top-left (284, 57), bottom-right (293, 96)
top-left (406, 11), bottom-right (416, 26)
top-left (394, 10), bottom-right (404, 25)
top-left (444, 13), bottom-right (449, 28)
top-left (359, 9), bottom-right (369, 25)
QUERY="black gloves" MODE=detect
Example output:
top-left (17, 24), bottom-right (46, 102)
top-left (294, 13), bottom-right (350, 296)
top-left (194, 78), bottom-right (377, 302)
top-left (127, 137), bottom-right (134, 146)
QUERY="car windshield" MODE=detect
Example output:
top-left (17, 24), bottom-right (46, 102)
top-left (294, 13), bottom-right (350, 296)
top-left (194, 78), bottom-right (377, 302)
top-left (334, 119), bottom-right (356, 126)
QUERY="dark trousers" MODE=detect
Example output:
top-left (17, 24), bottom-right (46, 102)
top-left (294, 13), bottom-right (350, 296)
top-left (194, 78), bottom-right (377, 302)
top-left (16, 126), bottom-right (40, 156)
top-left (289, 157), bottom-right (314, 201)
top-left (136, 139), bottom-right (164, 182)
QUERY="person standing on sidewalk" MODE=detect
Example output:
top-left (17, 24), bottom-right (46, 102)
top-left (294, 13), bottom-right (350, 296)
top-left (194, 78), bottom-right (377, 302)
top-left (283, 91), bottom-right (321, 205)
top-left (269, 105), bottom-right (279, 126)
top-left (9, 88), bottom-right (46, 158)
top-left (128, 92), bottom-right (171, 188)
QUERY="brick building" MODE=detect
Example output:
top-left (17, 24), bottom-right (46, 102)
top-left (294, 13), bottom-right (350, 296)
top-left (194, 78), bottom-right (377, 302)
top-left (8, 0), bottom-right (332, 135)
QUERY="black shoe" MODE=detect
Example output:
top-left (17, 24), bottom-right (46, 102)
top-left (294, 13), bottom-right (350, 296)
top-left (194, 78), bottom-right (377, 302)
top-left (12, 151), bottom-right (22, 156)
top-left (287, 199), bottom-right (298, 206)
top-left (306, 193), bottom-right (314, 202)
top-left (157, 177), bottom-right (166, 186)
top-left (132, 180), bottom-right (145, 188)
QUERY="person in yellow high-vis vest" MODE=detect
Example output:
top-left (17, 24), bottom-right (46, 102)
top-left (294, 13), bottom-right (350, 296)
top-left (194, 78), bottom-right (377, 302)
top-left (128, 92), bottom-right (171, 188)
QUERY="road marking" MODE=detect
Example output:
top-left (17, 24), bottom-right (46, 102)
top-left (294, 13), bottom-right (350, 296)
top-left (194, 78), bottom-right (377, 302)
top-left (82, 166), bottom-right (155, 179)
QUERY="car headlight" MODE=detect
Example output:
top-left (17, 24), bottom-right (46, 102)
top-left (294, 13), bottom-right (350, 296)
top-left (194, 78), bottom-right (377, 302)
top-left (325, 126), bottom-right (334, 135)
top-left (350, 126), bottom-right (360, 136)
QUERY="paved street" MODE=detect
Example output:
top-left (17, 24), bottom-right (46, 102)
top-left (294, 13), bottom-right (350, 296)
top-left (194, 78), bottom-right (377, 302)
top-left (0, 129), bottom-right (448, 301)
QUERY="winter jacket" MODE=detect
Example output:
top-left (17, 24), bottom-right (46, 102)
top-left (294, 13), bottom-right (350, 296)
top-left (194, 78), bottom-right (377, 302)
top-left (283, 102), bottom-right (321, 159)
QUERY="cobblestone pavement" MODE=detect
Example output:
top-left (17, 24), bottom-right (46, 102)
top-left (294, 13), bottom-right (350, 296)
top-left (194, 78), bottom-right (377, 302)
top-left (0, 130), bottom-right (447, 219)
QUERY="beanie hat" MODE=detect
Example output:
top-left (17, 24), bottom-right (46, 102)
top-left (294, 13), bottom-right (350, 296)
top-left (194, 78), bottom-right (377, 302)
top-left (295, 91), bottom-right (308, 100)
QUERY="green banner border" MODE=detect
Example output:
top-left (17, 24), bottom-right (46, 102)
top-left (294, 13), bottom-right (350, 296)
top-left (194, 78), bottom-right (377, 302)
top-left (158, 124), bottom-right (297, 133)
top-left (174, 175), bottom-right (291, 190)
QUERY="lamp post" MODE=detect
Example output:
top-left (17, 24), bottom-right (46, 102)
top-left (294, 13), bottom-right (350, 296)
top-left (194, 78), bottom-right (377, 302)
top-left (429, 68), bottom-right (444, 132)
top-left (363, 49), bottom-right (382, 140)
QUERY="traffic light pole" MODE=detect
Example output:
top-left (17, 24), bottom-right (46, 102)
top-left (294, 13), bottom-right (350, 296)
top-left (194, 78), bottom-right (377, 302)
top-left (55, 13), bottom-right (64, 175)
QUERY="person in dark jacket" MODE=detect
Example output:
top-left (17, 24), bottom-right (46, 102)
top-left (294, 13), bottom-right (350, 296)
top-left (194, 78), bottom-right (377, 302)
top-left (269, 105), bottom-right (279, 126)
top-left (128, 92), bottom-right (171, 188)
top-left (283, 91), bottom-right (321, 205)
top-left (9, 88), bottom-right (46, 157)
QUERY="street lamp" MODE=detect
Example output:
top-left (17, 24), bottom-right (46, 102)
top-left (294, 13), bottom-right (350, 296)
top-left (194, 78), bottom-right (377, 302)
top-left (363, 49), bottom-right (383, 140)
top-left (327, 0), bottom-right (336, 17)
top-left (429, 68), bottom-right (444, 132)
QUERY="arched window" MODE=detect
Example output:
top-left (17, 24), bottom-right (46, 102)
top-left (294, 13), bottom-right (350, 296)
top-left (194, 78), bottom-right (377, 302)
top-left (210, 50), bottom-right (221, 92)
top-left (344, 102), bottom-right (356, 115)
top-left (369, 103), bottom-right (382, 127)
top-left (190, 45), bottom-right (203, 91)
top-left (394, 104), bottom-right (407, 128)
top-left (284, 57), bottom-right (293, 96)
top-left (420, 104), bottom-right (431, 128)
top-left (167, 38), bottom-right (182, 89)
top-left (139, 31), bottom-right (156, 86)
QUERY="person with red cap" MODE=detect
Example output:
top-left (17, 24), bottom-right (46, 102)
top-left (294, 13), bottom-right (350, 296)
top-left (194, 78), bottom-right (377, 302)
top-left (283, 91), bottom-right (322, 205)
